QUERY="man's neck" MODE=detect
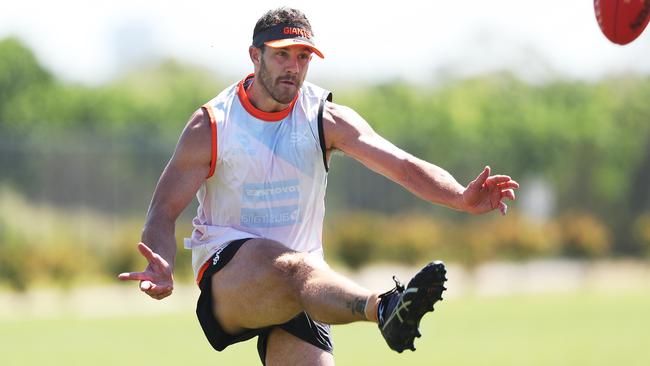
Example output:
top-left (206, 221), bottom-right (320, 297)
top-left (246, 78), bottom-right (291, 113)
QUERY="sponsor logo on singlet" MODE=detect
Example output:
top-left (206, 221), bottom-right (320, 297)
top-left (242, 179), bottom-right (300, 202)
top-left (240, 205), bottom-right (301, 228)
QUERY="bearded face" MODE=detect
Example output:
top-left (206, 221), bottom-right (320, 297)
top-left (256, 47), bottom-right (311, 105)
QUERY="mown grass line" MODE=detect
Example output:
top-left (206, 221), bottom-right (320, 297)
top-left (1, 290), bottom-right (648, 366)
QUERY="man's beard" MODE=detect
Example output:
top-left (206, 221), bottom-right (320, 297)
top-left (258, 58), bottom-right (301, 105)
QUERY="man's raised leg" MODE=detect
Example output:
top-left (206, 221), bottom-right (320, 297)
top-left (211, 238), bottom-right (379, 335)
top-left (209, 237), bottom-right (447, 356)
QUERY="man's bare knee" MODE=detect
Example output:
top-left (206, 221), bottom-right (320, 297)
top-left (273, 252), bottom-right (313, 281)
top-left (242, 241), bottom-right (316, 295)
top-left (272, 252), bottom-right (332, 294)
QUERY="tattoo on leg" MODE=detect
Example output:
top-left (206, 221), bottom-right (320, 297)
top-left (347, 297), bottom-right (367, 319)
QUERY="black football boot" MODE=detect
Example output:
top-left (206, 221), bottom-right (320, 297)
top-left (377, 261), bottom-right (447, 352)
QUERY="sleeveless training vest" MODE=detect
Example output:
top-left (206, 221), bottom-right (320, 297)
top-left (184, 74), bottom-right (332, 281)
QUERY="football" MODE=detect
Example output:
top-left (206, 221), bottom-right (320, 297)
top-left (594, 0), bottom-right (650, 45)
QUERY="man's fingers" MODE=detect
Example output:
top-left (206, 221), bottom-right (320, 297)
top-left (150, 290), bottom-right (172, 300)
top-left (140, 281), bottom-right (173, 298)
top-left (497, 181), bottom-right (520, 190)
top-left (117, 271), bottom-right (150, 282)
top-left (137, 242), bottom-right (170, 272)
top-left (140, 280), bottom-right (153, 291)
top-left (156, 289), bottom-right (173, 299)
top-left (485, 175), bottom-right (514, 188)
top-left (501, 189), bottom-right (516, 201)
top-left (137, 242), bottom-right (158, 263)
top-left (499, 201), bottom-right (508, 215)
top-left (140, 280), bottom-right (172, 293)
top-left (471, 166), bottom-right (491, 189)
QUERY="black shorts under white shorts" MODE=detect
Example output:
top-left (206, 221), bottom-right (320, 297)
top-left (195, 238), bottom-right (334, 365)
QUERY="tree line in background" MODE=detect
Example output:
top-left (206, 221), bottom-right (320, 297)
top-left (1, 37), bottom-right (649, 291)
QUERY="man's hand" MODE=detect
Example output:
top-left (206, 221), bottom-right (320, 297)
top-left (118, 242), bottom-right (174, 300)
top-left (462, 166), bottom-right (519, 215)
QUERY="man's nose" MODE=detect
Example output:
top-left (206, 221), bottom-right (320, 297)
top-left (285, 56), bottom-right (300, 73)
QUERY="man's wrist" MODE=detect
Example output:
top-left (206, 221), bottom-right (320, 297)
top-left (452, 190), bottom-right (468, 212)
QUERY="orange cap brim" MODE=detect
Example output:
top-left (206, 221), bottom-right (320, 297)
top-left (264, 39), bottom-right (325, 59)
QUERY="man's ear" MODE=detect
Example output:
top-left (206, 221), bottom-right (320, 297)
top-left (249, 46), bottom-right (262, 65)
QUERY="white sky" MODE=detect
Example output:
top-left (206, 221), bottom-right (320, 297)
top-left (2, 0), bottom-right (650, 85)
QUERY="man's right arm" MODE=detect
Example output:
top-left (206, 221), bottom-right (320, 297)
top-left (321, 102), bottom-right (518, 215)
top-left (118, 108), bottom-right (213, 299)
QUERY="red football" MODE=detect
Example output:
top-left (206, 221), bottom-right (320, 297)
top-left (595, 0), bottom-right (650, 45)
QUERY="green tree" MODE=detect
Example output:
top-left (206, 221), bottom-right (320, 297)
top-left (0, 37), bottom-right (52, 127)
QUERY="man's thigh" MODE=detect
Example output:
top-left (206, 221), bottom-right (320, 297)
top-left (265, 328), bottom-right (335, 366)
top-left (211, 238), bottom-right (313, 333)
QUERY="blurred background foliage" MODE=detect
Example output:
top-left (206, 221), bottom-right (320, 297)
top-left (1, 36), bottom-right (649, 291)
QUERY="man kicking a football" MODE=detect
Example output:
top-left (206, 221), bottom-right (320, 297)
top-left (118, 7), bottom-right (519, 366)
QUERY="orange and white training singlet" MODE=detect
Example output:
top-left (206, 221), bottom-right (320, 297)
top-left (184, 74), bottom-right (332, 281)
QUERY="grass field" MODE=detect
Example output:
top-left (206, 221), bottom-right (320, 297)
top-left (2, 290), bottom-right (649, 366)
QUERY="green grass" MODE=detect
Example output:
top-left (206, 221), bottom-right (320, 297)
top-left (1, 290), bottom-right (649, 365)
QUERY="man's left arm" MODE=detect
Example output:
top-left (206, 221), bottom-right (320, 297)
top-left (322, 102), bottom-right (519, 215)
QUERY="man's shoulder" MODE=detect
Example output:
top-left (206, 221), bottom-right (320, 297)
top-left (205, 80), bottom-right (241, 110)
top-left (301, 81), bottom-right (332, 101)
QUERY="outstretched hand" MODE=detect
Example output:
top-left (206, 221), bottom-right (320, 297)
top-left (462, 166), bottom-right (519, 215)
top-left (118, 242), bottom-right (174, 300)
